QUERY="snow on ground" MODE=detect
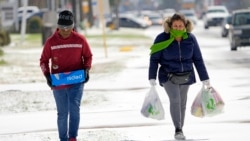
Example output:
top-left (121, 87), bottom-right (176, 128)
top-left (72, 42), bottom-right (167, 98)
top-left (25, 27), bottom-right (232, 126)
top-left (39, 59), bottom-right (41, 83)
top-left (0, 28), bottom-right (152, 141)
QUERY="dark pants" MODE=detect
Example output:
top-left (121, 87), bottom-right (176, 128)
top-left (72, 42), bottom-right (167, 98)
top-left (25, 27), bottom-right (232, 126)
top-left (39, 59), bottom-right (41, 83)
top-left (163, 81), bottom-right (190, 129)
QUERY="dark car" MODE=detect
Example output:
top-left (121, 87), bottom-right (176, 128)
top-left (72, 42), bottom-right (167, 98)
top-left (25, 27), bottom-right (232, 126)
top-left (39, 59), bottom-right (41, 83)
top-left (221, 15), bottom-right (232, 37)
top-left (107, 15), bottom-right (149, 29)
top-left (228, 9), bottom-right (250, 51)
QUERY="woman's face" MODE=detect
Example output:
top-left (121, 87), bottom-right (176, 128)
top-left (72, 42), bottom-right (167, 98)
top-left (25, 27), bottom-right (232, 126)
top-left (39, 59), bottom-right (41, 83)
top-left (171, 20), bottom-right (185, 30)
top-left (58, 27), bottom-right (73, 38)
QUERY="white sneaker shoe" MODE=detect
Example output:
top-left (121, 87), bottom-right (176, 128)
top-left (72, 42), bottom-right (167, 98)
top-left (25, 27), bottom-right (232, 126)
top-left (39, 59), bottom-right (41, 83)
top-left (175, 132), bottom-right (186, 140)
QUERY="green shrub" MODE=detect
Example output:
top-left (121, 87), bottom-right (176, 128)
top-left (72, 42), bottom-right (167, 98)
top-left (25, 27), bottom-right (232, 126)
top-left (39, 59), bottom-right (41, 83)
top-left (0, 48), bottom-right (5, 65)
top-left (0, 30), bottom-right (11, 46)
top-left (27, 16), bottom-right (42, 33)
top-left (0, 48), bottom-right (3, 56)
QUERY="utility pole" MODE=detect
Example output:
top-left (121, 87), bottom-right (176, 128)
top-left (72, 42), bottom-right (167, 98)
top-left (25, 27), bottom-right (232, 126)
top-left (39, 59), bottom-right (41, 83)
top-left (88, 0), bottom-right (94, 27)
top-left (98, 0), bottom-right (108, 58)
top-left (42, 0), bottom-right (57, 45)
top-left (20, 0), bottom-right (28, 45)
top-left (79, 0), bottom-right (83, 23)
top-left (72, 0), bottom-right (81, 31)
top-left (72, 0), bottom-right (77, 30)
top-left (113, 0), bottom-right (120, 30)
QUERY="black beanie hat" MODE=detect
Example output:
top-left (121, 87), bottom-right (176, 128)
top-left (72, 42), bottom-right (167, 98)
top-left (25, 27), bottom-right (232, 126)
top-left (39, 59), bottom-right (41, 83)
top-left (57, 10), bottom-right (74, 28)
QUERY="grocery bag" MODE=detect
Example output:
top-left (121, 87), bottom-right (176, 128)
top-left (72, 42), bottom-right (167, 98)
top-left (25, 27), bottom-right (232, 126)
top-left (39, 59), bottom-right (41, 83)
top-left (191, 88), bottom-right (204, 117)
top-left (141, 86), bottom-right (165, 120)
top-left (202, 86), bottom-right (225, 116)
top-left (191, 85), bottom-right (225, 118)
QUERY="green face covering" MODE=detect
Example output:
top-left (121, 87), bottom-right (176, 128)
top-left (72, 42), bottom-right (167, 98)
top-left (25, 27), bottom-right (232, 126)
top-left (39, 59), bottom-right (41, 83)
top-left (150, 29), bottom-right (188, 55)
top-left (170, 29), bottom-right (188, 38)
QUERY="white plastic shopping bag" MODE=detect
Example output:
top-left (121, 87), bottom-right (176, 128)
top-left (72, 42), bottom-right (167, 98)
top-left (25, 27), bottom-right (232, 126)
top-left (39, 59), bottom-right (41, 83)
top-left (201, 85), bottom-right (225, 116)
top-left (140, 86), bottom-right (165, 120)
top-left (191, 85), bottom-right (225, 118)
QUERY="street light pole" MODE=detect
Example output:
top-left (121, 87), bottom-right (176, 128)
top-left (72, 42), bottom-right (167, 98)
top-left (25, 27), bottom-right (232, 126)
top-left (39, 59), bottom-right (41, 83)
top-left (98, 0), bottom-right (108, 58)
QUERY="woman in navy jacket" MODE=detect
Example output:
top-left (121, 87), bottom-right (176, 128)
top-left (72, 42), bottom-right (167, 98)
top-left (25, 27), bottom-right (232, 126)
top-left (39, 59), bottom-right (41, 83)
top-left (148, 13), bottom-right (210, 140)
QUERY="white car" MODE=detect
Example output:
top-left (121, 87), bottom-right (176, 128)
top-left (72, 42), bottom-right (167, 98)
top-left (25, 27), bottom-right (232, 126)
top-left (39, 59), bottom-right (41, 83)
top-left (17, 6), bottom-right (40, 20)
top-left (203, 5), bottom-right (229, 29)
top-left (162, 8), bottom-right (176, 19)
top-left (179, 9), bottom-right (198, 25)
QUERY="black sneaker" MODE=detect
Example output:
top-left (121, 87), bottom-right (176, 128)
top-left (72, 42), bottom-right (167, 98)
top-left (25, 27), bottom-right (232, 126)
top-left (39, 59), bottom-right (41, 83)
top-left (175, 128), bottom-right (186, 140)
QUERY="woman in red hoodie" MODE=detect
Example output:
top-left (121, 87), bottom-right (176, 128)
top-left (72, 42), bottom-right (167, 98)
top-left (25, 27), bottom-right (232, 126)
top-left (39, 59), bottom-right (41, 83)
top-left (40, 10), bottom-right (92, 141)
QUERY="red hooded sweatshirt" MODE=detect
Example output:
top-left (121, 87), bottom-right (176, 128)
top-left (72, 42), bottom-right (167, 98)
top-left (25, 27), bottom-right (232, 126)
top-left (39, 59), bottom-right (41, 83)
top-left (40, 29), bottom-right (92, 89)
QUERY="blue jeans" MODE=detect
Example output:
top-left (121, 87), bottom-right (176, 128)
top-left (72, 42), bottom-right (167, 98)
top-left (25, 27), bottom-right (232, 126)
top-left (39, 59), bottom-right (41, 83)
top-left (52, 83), bottom-right (84, 141)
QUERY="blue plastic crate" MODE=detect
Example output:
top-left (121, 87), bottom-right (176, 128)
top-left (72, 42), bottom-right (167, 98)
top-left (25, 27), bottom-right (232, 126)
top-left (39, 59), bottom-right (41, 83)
top-left (50, 70), bottom-right (85, 86)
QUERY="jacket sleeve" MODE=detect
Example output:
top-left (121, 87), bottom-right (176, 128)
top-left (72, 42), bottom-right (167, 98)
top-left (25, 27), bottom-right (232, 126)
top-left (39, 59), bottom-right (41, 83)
top-left (40, 40), bottom-right (51, 76)
top-left (190, 33), bottom-right (209, 81)
top-left (148, 34), bottom-right (164, 80)
top-left (149, 52), bottom-right (161, 80)
top-left (82, 36), bottom-right (93, 70)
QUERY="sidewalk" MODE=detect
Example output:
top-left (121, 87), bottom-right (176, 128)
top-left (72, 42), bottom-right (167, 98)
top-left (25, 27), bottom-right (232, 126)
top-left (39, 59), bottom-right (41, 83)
top-left (1, 81), bottom-right (250, 140)
top-left (1, 57), bottom-right (250, 141)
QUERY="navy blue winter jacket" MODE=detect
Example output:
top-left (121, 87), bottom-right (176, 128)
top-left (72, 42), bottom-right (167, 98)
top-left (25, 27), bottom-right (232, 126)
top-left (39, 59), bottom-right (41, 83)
top-left (148, 31), bottom-right (209, 86)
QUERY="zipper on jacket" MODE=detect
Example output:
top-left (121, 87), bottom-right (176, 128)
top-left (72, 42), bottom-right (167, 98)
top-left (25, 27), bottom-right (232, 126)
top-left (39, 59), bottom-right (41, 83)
top-left (178, 41), bottom-right (184, 72)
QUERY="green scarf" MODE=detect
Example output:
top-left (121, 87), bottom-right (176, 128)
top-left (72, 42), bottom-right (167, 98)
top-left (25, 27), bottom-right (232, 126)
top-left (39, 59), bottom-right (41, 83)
top-left (150, 29), bottom-right (188, 55)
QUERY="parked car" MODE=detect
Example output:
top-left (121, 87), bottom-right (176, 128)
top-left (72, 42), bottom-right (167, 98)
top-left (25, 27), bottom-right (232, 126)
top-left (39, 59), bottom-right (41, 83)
top-left (106, 15), bottom-right (149, 29)
top-left (139, 11), bottom-right (163, 26)
top-left (162, 8), bottom-right (176, 19)
top-left (179, 9), bottom-right (198, 25)
top-left (13, 6), bottom-right (41, 33)
top-left (203, 5), bottom-right (229, 29)
top-left (221, 15), bottom-right (232, 37)
top-left (228, 8), bottom-right (250, 51)
top-left (14, 9), bottom-right (50, 33)
top-left (17, 6), bottom-right (40, 20)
